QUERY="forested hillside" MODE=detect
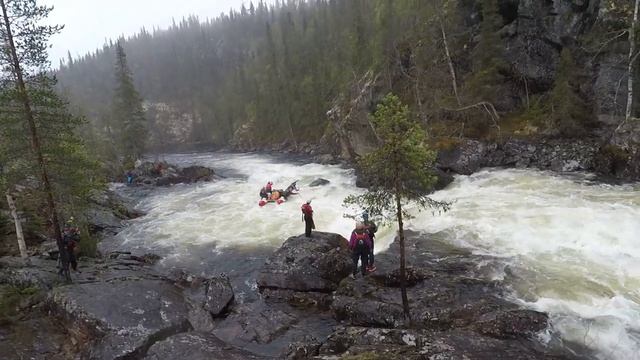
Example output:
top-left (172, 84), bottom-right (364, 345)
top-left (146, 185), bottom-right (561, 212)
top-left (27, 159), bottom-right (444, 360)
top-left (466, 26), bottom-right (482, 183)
top-left (57, 0), bottom-right (637, 153)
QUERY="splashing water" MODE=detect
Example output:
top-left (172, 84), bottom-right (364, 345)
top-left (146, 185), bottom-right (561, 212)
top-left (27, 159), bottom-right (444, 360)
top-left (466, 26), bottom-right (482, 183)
top-left (412, 169), bottom-right (640, 360)
top-left (109, 152), bottom-right (640, 359)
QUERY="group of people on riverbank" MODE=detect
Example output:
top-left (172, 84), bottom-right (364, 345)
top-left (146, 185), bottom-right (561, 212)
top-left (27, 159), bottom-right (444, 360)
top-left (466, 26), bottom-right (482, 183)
top-left (300, 201), bottom-right (377, 277)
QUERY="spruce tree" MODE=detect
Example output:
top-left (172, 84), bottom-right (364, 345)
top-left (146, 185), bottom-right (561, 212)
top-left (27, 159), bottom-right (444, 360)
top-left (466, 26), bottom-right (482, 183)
top-left (467, 0), bottom-right (505, 105)
top-left (547, 48), bottom-right (591, 136)
top-left (0, 0), bottom-right (100, 270)
top-left (343, 94), bottom-right (450, 321)
top-left (112, 42), bottom-right (147, 163)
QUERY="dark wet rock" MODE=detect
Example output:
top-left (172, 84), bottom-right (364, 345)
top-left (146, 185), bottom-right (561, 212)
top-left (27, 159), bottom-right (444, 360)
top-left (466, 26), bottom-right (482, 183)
top-left (1, 255), bottom-right (243, 358)
top-left (144, 332), bottom-right (269, 360)
top-left (309, 178), bottom-right (331, 187)
top-left (319, 326), bottom-right (582, 360)
top-left (437, 139), bottom-right (487, 175)
top-left (179, 165), bottom-right (215, 182)
top-left (87, 189), bottom-right (142, 237)
top-left (214, 302), bottom-right (298, 346)
top-left (433, 167), bottom-right (455, 190)
top-left (330, 234), bottom-right (536, 333)
top-left (594, 124), bottom-right (640, 181)
top-left (257, 232), bottom-right (353, 293)
top-left (131, 161), bottom-right (216, 187)
top-left (0, 257), bottom-right (60, 289)
top-left (212, 300), bottom-right (336, 357)
top-left (314, 154), bottom-right (338, 165)
top-left (47, 277), bottom-right (192, 359)
top-left (261, 288), bottom-right (333, 310)
top-left (436, 138), bottom-right (600, 176)
top-left (285, 334), bottom-right (322, 359)
top-left (474, 309), bottom-right (549, 339)
top-left (0, 312), bottom-right (71, 360)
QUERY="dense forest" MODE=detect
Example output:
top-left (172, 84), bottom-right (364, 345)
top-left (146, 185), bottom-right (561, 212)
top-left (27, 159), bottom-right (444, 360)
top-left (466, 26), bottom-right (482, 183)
top-left (2, 0), bottom-right (639, 256)
top-left (56, 0), bottom-right (639, 153)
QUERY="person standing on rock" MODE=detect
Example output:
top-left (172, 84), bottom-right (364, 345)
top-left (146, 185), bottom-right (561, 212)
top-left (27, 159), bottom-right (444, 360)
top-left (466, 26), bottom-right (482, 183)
top-left (62, 220), bottom-right (81, 273)
top-left (301, 200), bottom-right (315, 237)
top-left (349, 222), bottom-right (372, 277)
top-left (362, 212), bottom-right (378, 272)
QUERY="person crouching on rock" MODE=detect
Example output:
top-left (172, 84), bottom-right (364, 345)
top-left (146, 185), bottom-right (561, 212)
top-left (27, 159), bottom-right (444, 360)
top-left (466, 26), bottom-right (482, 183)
top-left (301, 200), bottom-right (315, 237)
top-left (349, 222), bottom-right (372, 278)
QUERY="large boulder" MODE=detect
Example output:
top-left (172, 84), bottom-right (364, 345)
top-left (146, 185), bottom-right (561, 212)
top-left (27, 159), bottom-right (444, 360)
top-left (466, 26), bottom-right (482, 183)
top-left (257, 232), bottom-right (352, 293)
top-left (437, 139), bottom-right (487, 175)
top-left (48, 278), bottom-right (191, 359)
top-left (331, 233), bottom-right (550, 337)
top-left (131, 162), bottom-right (216, 187)
top-left (144, 333), bottom-right (268, 360)
top-left (309, 178), bottom-right (330, 187)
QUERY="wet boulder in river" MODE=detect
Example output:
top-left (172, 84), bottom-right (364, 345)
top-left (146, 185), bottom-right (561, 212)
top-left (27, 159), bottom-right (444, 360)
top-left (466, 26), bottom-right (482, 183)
top-left (309, 178), bottom-right (330, 187)
top-left (257, 232), bottom-right (352, 293)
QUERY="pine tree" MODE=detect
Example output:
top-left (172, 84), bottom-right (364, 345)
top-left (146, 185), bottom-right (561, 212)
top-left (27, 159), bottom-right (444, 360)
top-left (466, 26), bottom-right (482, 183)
top-left (0, 0), bottom-right (100, 270)
top-left (547, 48), bottom-right (591, 136)
top-left (467, 0), bottom-right (505, 105)
top-left (343, 94), bottom-right (450, 321)
top-left (112, 41), bottom-right (147, 163)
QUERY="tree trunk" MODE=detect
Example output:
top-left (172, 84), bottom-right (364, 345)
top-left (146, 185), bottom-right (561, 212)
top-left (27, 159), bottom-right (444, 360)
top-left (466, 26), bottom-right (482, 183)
top-left (1, 0), bottom-right (66, 273)
top-left (625, 0), bottom-right (640, 123)
top-left (440, 19), bottom-right (461, 106)
top-left (6, 194), bottom-right (28, 260)
top-left (395, 188), bottom-right (411, 321)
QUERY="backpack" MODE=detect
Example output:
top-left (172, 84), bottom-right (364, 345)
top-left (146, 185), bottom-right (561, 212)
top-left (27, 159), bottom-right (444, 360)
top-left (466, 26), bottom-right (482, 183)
top-left (301, 204), bottom-right (312, 216)
top-left (355, 232), bottom-right (366, 247)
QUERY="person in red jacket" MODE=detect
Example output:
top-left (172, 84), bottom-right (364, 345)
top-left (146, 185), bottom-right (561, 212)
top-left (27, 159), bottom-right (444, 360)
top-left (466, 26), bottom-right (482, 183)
top-left (301, 200), bottom-right (315, 237)
top-left (349, 223), bottom-right (372, 277)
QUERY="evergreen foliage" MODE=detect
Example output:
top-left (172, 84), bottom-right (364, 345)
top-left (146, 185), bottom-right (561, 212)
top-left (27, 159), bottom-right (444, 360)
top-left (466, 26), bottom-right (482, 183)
top-left (466, 0), bottom-right (506, 105)
top-left (547, 49), bottom-right (592, 137)
top-left (343, 94), bottom-right (450, 320)
top-left (55, 0), bottom-right (599, 147)
top-left (0, 0), bottom-right (101, 257)
top-left (112, 42), bottom-right (147, 163)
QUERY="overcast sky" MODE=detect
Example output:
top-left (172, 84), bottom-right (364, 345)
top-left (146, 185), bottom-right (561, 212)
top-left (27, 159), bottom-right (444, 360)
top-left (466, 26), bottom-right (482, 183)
top-left (42, 0), bottom-right (267, 65)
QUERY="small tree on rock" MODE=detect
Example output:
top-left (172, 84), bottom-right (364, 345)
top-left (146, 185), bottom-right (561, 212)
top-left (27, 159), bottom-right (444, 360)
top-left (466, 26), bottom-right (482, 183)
top-left (343, 93), bottom-right (450, 321)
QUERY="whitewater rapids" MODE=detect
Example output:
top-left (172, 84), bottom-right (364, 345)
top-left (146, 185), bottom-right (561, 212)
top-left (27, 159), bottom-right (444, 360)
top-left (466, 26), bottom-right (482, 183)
top-left (109, 152), bottom-right (640, 359)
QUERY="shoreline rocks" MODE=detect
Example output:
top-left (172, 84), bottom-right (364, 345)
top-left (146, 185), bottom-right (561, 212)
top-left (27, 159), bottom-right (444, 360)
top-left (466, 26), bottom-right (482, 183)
top-left (130, 161), bottom-right (217, 187)
top-left (0, 229), bottom-right (595, 359)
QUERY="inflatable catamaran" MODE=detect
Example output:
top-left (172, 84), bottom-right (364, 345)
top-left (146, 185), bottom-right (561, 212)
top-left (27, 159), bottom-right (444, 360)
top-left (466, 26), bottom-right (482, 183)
top-left (258, 181), bottom-right (300, 207)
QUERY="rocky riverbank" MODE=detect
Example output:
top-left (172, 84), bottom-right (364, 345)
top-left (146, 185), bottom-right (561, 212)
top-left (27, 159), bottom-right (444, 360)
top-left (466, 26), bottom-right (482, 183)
top-left (0, 229), bottom-right (594, 359)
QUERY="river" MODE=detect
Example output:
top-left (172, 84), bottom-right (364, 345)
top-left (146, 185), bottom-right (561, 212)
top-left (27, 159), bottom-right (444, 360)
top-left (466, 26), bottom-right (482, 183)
top-left (104, 152), bottom-right (640, 360)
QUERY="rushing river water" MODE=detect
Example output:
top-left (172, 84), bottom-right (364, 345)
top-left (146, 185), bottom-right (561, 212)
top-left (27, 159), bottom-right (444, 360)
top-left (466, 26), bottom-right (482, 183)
top-left (106, 152), bottom-right (640, 359)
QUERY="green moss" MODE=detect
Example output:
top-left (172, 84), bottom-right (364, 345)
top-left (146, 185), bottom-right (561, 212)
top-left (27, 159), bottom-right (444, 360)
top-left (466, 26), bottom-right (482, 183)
top-left (600, 144), bottom-right (630, 167)
top-left (432, 137), bottom-right (462, 150)
top-left (0, 286), bottom-right (40, 325)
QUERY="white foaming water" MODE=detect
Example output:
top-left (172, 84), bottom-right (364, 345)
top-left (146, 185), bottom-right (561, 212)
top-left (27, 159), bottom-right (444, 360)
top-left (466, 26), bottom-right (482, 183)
top-left (113, 153), bottom-right (640, 359)
top-left (113, 152), bottom-right (396, 259)
top-left (411, 169), bottom-right (640, 360)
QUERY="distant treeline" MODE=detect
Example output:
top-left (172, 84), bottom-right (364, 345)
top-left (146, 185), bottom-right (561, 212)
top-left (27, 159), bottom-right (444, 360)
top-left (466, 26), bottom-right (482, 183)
top-left (57, 0), bottom-right (632, 148)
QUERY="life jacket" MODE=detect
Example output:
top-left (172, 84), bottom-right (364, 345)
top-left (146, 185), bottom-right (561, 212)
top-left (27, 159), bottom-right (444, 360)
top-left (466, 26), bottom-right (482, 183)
top-left (301, 203), bottom-right (313, 216)
top-left (355, 232), bottom-right (366, 247)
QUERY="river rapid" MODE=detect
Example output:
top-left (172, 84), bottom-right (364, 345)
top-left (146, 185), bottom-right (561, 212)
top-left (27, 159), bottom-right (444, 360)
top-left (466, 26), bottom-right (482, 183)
top-left (105, 152), bottom-right (640, 360)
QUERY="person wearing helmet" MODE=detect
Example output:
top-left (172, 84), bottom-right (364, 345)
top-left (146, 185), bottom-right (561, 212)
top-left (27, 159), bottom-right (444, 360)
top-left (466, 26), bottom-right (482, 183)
top-left (301, 200), bottom-right (315, 237)
top-left (362, 212), bottom-right (378, 272)
top-left (259, 181), bottom-right (274, 199)
top-left (349, 222), bottom-right (372, 277)
top-left (61, 219), bottom-right (81, 274)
